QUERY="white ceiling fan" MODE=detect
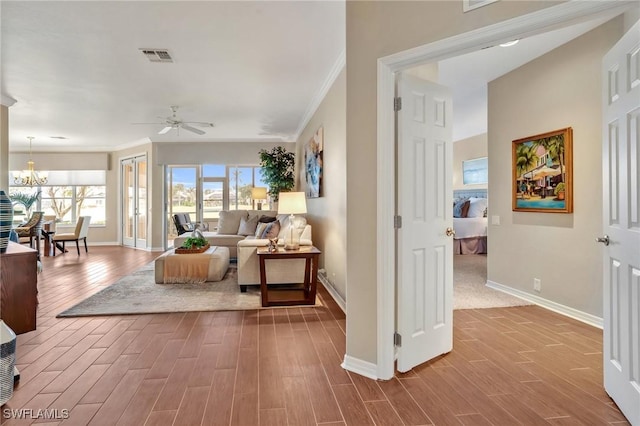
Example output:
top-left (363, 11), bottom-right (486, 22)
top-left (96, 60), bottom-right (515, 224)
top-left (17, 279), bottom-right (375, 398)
top-left (133, 106), bottom-right (214, 135)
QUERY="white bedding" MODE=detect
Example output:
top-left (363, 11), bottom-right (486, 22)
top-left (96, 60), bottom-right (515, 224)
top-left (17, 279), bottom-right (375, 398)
top-left (453, 217), bottom-right (487, 239)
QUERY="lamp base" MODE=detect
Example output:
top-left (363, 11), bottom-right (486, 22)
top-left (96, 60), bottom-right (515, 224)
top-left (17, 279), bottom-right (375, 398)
top-left (284, 243), bottom-right (300, 251)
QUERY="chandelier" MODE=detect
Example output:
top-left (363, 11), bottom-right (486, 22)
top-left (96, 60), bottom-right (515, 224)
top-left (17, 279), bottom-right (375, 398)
top-left (13, 137), bottom-right (47, 186)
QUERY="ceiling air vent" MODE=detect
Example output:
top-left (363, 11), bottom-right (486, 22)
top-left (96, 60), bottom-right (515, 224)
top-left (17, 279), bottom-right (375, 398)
top-left (140, 48), bottom-right (174, 63)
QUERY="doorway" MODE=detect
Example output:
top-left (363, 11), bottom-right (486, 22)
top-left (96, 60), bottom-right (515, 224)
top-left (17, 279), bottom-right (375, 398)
top-left (374, 1), bottom-right (634, 380)
top-left (121, 155), bottom-right (147, 249)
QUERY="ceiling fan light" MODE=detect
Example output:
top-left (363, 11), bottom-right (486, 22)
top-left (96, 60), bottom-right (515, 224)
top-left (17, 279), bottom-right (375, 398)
top-left (499, 39), bottom-right (520, 47)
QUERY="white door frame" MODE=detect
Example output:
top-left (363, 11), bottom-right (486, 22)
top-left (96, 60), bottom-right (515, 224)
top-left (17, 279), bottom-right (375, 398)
top-left (375, 1), bottom-right (635, 380)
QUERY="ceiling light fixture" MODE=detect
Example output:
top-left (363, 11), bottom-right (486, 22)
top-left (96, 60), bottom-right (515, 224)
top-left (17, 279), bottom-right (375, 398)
top-left (13, 137), bottom-right (48, 186)
top-left (499, 40), bottom-right (520, 47)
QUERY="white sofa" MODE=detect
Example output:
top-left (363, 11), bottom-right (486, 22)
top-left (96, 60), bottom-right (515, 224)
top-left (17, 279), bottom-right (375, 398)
top-left (237, 214), bottom-right (312, 292)
top-left (173, 209), bottom-right (312, 292)
top-left (173, 210), bottom-right (277, 258)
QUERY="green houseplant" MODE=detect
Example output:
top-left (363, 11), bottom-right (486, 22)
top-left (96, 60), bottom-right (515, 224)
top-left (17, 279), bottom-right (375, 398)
top-left (181, 236), bottom-right (208, 249)
top-left (258, 146), bottom-right (295, 202)
top-left (10, 190), bottom-right (41, 218)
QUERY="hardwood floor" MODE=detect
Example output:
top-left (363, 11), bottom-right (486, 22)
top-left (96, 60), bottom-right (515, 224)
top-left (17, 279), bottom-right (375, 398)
top-left (1, 246), bottom-right (628, 425)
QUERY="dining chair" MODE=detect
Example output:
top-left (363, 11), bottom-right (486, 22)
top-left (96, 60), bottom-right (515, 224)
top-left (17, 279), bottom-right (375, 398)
top-left (52, 216), bottom-right (91, 256)
top-left (15, 211), bottom-right (44, 255)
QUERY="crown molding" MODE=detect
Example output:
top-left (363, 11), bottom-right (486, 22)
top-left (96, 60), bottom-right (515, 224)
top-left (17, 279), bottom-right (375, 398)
top-left (1, 95), bottom-right (17, 107)
top-left (294, 49), bottom-right (346, 140)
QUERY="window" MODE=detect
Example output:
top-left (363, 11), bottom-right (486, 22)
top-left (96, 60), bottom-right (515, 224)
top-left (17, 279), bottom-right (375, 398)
top-left (227, 166), bottom-right (267, 210)
top-left (10, 185), bottom-right (106, 225)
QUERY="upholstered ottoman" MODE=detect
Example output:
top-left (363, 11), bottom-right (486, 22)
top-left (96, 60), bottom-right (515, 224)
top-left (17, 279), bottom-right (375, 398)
top-left (154, 246), bottom-right (230, 284)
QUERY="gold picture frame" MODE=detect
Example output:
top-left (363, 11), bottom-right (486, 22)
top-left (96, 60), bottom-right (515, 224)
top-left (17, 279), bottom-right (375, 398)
top-left (512, 127), bottom-right (573, 213)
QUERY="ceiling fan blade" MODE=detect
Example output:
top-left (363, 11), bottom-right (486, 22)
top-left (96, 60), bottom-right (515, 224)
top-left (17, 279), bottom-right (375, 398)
top-left (181, 124), bottom-right (206, 135)
top-left (158, 126), bottom-right (173, 135)
top-left (184, 121), bottom-right (215, 128)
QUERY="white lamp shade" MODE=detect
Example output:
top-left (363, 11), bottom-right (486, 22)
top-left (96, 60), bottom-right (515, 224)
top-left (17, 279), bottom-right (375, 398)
top-left (277, 192), bottom-right (307, 215)
top-left (251, 187), bottom-right (268, 200)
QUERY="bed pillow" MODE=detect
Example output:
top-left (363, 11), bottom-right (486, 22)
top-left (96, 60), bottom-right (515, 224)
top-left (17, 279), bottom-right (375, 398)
top-left (467, 197), bottom-right (488, 218)
top-left (453, 198), bottom-right (468, 218)
top-left (460, 200), bottom-right (471, 218)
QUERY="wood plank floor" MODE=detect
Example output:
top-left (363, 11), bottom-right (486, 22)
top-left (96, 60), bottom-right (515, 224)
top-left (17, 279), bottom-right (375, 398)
top-left (1, 246), bottom-right (628, 425)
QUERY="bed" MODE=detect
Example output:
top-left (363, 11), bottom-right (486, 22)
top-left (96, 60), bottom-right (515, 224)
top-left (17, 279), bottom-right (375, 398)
top-left (453, 189), bottom-right (488, 255)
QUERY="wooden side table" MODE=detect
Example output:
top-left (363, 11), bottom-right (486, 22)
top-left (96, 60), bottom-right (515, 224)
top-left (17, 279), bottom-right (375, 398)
top-left (257, 246), bottom-right (321, 307)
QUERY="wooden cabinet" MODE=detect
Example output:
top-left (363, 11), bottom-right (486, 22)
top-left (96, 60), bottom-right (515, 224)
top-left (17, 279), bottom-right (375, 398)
top-left (0, 242), bottom-right (38, 334)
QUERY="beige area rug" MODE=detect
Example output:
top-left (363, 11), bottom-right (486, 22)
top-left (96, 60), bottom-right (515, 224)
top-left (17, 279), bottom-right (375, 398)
top-left (454, 254), bottom-right (532, 310)
top-left (58, 262), bottom-right (322, 317)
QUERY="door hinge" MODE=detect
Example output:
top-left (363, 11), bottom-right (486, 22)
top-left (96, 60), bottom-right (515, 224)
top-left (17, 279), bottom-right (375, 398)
top-left (394, 97), bottom-right (402, 111)
top-left (394, 332), bottom-right (402, 347)
top-left (394, 215), bottom-right (402, 229)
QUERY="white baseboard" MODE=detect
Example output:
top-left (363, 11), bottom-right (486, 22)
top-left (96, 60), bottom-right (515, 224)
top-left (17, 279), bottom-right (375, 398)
top-left (486, 280), bottom-right (603, 329)
top-left (317, 274), bottom-right (346, 313)
top-left (87, 241), bottom-right (120, 246)
top-left (341, 355), bottom-right (379, 380)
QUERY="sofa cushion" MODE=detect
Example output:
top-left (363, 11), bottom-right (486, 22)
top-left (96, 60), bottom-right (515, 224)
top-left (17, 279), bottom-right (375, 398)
top-left (238, 215), bottom-right (259, 236)
top-left (218, 210), bottom-right (248, 234)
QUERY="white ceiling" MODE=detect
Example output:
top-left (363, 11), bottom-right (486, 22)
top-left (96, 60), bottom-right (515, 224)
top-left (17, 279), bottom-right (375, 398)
top-left (1, 1), bottom-right (345, 151)
top-left (1, 2), bottom-right (620, 152)
top-left (438, 15), bottom-right (613, 142)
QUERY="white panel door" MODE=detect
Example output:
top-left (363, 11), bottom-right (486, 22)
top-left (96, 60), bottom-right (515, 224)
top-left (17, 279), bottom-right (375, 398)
top-left (397, 74), bottom-right (453, 372)
top-left (602, 19), bottom-right (640, 426)
top-left (121, 155), bottom-right (147, 249)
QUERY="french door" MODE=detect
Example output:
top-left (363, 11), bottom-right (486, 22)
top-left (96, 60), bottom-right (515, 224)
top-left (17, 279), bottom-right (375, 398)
top-left (121, 155), bottom-right (147, 249)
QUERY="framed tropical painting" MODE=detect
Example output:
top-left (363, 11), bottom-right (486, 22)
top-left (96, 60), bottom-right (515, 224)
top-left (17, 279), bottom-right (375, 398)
top-left (512, 127), bottom-right (573, 213)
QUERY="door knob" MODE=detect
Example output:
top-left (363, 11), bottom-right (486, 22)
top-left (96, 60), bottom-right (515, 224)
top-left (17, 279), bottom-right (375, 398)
top-left (595, 235), bottom-right (610, 246)
top-left (446, 227), bottom-right (455, 237)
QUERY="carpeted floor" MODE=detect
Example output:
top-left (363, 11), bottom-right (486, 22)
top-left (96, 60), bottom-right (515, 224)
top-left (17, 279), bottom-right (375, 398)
top-left (57, 262), bottom-right (322, 317)
top-left (454, 254), bottom-right (532, 310)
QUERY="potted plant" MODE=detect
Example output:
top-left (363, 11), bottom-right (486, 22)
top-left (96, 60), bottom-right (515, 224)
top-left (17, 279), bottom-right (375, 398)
top-left (176, 235), bottom-right (210, 254)
top-left (554, 182), bottom-right (566, 200)
top-left (10, 190), bottom-right (41, 219)
top-left (181, 236), bottom-right (208, 249)
top-left (258, 146), bottom-right (295, 202)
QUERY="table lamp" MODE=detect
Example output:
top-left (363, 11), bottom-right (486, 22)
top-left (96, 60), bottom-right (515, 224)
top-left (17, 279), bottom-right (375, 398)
top-left (277, 191), bottom-right (307, 250)
top-left (251, 187), bottom-right (268, 210)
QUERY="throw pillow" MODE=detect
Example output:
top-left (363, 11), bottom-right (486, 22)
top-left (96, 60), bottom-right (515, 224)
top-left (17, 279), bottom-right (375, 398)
top-left (261, 220), bottom-right (281, 239)
top-left (238, 215), bottom-right (259, 236)
top-left (258, 215), bottom-right (277, 223)
top-left (218, 210), bottom-right (247, 234)
top-left (460, 200), bottom-right (471, 218)
top-left (255, 222), bottom-right (269, 238)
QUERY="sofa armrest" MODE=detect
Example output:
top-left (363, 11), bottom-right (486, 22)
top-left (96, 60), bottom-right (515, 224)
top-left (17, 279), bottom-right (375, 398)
top-left (237, 238), bottom-right (270, 248)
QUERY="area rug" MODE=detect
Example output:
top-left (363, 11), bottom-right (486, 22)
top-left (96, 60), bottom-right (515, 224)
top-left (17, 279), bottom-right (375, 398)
top-left (57, 262), bottom-right (322, 317)
top-left (454, 254), bottom-right (532, 310)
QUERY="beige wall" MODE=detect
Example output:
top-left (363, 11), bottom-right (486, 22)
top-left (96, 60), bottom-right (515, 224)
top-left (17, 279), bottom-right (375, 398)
top-left (296, 68), bottom-right (347, 301)
top-left (345, 0), bottom-right (560, 365)
top-left (487, 17), bottom-right (624, 317)
top-left (453, 133), bottom-right (488, 190)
